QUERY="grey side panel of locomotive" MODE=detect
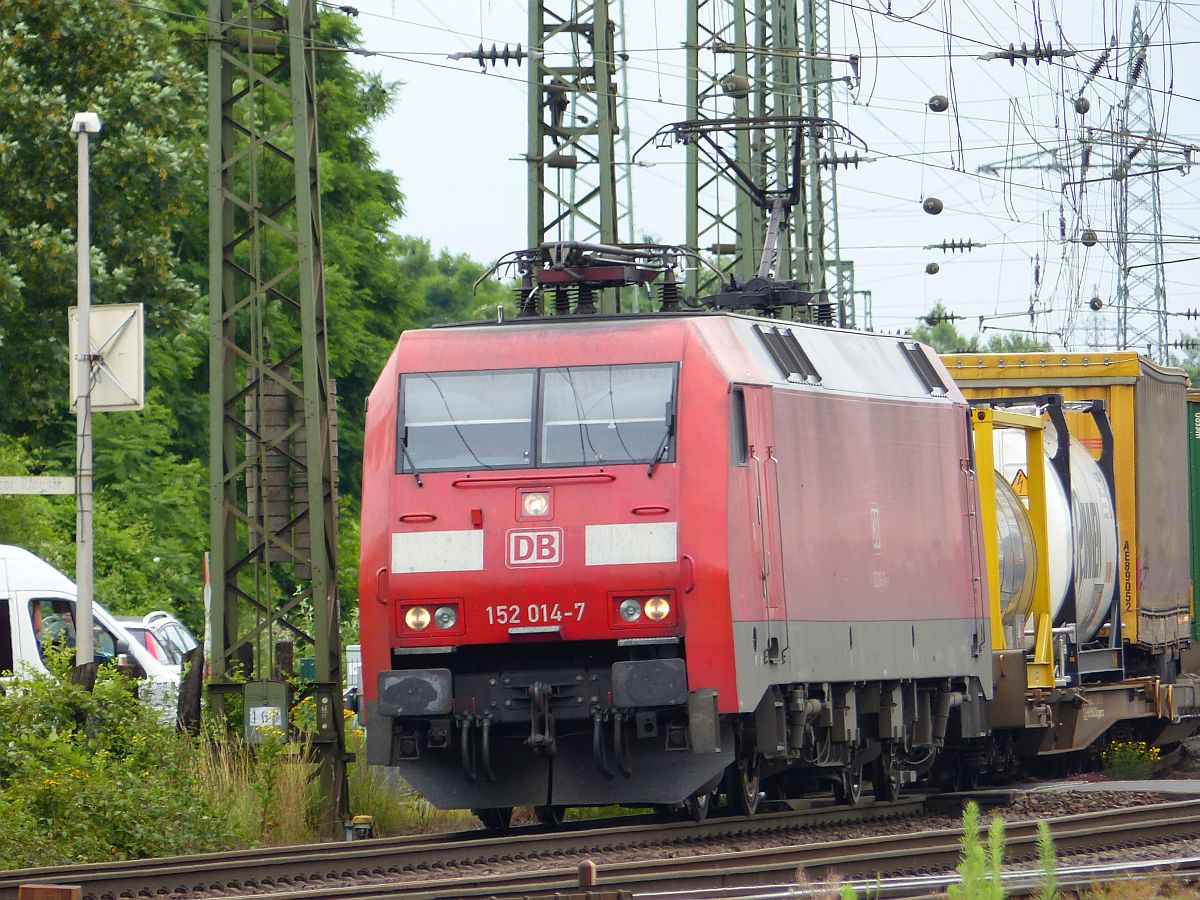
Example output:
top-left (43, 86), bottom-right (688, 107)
top-left (732, 619), bottom-right (988, 712)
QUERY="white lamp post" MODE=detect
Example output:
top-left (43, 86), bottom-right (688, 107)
top-left (71, 111), bottom-right (101, 668)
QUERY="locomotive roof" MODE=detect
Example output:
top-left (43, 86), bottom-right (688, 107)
top-left (410, 311), bottom-right (963, 404)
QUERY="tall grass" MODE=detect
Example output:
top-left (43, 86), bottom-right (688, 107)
top-left (189, 730), bottom-right (320, 846)
top-left (186, 719), bottom-right (478, 846)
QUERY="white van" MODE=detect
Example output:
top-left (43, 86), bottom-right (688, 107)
top-left (0, 545), bottom-right (179, 716)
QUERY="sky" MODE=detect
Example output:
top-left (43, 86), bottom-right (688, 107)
top-left (341, 0), bottom-right (1200, 353)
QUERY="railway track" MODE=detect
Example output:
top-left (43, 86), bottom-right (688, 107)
top-left (5, 796), bottom-right (1197, 900)
top-left (0, 798), bottom-right (922, 900)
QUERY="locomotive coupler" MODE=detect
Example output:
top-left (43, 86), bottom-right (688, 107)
top-left (526, 681), bottom-right (557, 756)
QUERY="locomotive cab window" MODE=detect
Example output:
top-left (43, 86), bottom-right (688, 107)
top-left (540, 364), bottom-right (678, 467)
top-left (397, 364), bottom-right (677, 472)
top-left (398, 370), bottom-right (535, 472)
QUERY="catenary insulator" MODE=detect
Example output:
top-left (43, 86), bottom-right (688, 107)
top-left (928, 95), bottom-right (950, 112)
top-left (922, 197), bottom-right (944, 215)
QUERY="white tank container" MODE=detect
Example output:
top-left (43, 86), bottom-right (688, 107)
top-left (993, 475), bottom-right (1035, 638)
top-left (992, 424), bottom-right (1118, 644)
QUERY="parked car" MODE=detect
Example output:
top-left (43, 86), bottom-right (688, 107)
top-left (115, 610), bottom-right (198, 676)
top-left (0, 545), bottom-right (179, 718)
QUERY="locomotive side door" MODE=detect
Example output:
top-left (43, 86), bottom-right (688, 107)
top-left (742, 385), bottom-right (788, 664)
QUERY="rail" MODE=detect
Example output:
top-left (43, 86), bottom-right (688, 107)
top-left (7, 798), bottom-right (1200, 900)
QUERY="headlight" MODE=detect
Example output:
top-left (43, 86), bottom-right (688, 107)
top-left (522, 491), bottom-right (550, 517)
top-left (618, 598), bottom-right (643, 622)
top-left (644, 596), bottom-right (671, 621)
top-left (404, 606), bottom-right (431, 631)
top-left (433, 605), bottom-right (458, 629)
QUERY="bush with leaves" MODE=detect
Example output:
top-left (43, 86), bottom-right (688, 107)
top-left (0, 648), bottom-right (232, 867)
top-left (1101, 740), bottom-right (1160, 780)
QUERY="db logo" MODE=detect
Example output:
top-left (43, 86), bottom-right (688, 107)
top-left (507, 528), bottom-right (563, 567)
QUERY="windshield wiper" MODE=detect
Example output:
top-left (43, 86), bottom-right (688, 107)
top-left (646, 408), bottom-right (676, 478)
top-left (399, 434), bottom-right (424, 487)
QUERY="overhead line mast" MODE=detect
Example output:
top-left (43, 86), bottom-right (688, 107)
top-left (685, 0), bottom-right (854, 325)
top-left (1114, 3), bottom-right (1169, 361)
top-left (207, 0), bottom-right (348, 833)
top-left (528, 1), bottom-right (621, 313)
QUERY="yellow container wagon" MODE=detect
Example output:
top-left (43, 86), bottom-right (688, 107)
top-left (941, 352), bottom-right (1191, 665)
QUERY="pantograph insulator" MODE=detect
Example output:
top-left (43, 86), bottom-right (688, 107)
top-left (574, 285), bottom-right (597, 316)
top-left (516, 275), bottom-right (538, 318)
top-left (553, 287), bottom-right (571, 316)
top-left (659, 272), bottom-right (681, 313)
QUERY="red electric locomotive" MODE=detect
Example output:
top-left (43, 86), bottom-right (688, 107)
top-left (358, 250), bottom-right (993, 825)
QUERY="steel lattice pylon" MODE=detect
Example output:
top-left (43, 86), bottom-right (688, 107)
top-left (685, 0), bottom-right (854, 324)
top-left (613, 0), bottom-right (636, 247)
top-left (751, 0), bottom-right (806, 284)
top-left (685, 0), bottom-right (759, 297)
top-left (799, 0), bottom-right (854, 327)
top-left (208, 0), bottom-right (347, 831)
top-left (527, 1), bottom-right (620, 310)
top-left (1114, 4), bottom-right (1168, 360)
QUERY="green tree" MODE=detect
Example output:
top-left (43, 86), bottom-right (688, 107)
top-left (0, 0), bottom-right (210, 616)
top-left (403, 237), bottom-right (513, 327)
top-left (0, 0), bottom-right (204, 443)
top-left (0, 438), bottom-right (64, 562)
